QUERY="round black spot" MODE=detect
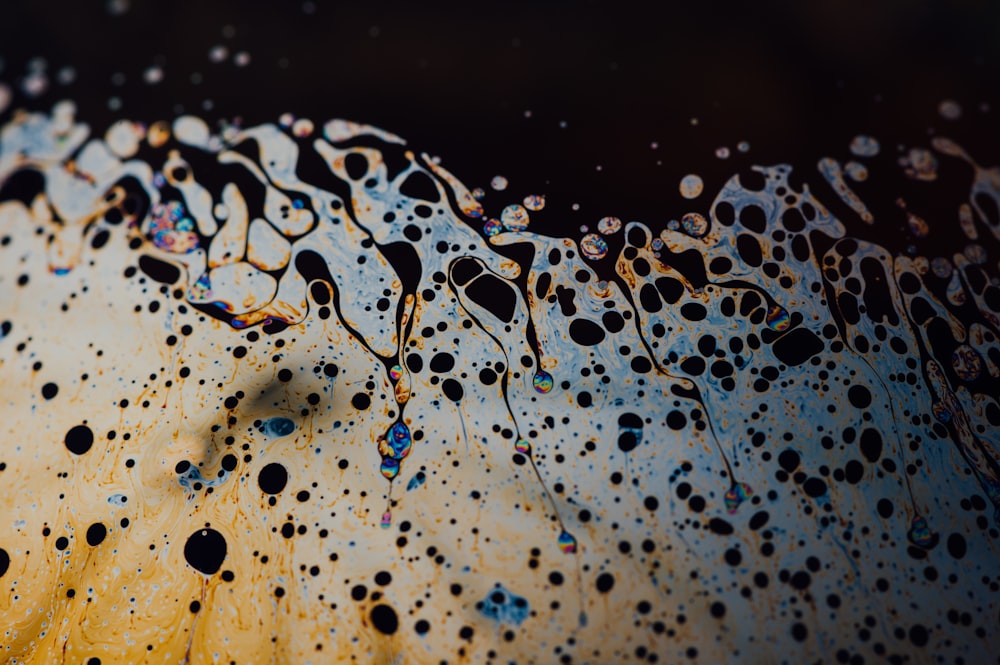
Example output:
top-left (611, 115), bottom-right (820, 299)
top-left (724, 548), bottom-right (742, 566)
top-left (55, 536), bottom-right (69, 550)
top-left (859, 428), bottom-right (883, 463)
top-left (370, 604), bottom-right (399, 635)
top-left (375, 571), bottom-right (392, 586)
top-left (65, 425), bottom-right (94, 455)
top-left (0, 548), bottom-right (9, 578)
top-left (946, 533), bottom-right (967, 559)
top-left (221, 454), bottom-right (238, 471)
top-left (351, 393), bottom-right (372, 410)
top-left (258, 463), bottom-right (288, 494)
top-left (680, 356), bottom-right (706, 376)
top-left (406, 353), bottom-right (423, 373)
top-left (344, 153), bottom-right (368, 180)
top-left (778, 449), bottom-right (800, 472)
top-left (442, 378), bottom-right (464, 402)
top-left (415, 619), bottom-right (430, 634)
top-left (708, 518), bottom-right (734, 535)
top-left (791, 622), bottom-right (808, 641)
top-left (278, 368), bottom-right (293, 382)
top-left (714, 201), bottom-right (735, 225)
top-left (630, 356), bottom-right (652, 373)
top-left (666, 410), bottom-right (687, 430)
top-left (479, 367), bottom-right (497, 385)
top-left (618, 431), bottom-right (638, 452)
top-left (430, 352), bottom-right (456, 373)
top-left (876, 499), bottom-right (894, 518)
top-left (909, 624), bottom-right (928, 647)
top-left (844, 460), bottom-right (864, 484)
top-left (577, 391), bottom-right (592, 407)
top-left (739, 204), bottom-right (767, 233)
top-left (596, 572), bottom-right (615, 593)
top-left (710, 602), bottom-right (726, 618)
top-left (183, 528), bottom-right (227, 575)
top-left (680, 303), bottom-right (707, 321)
top-left (568, 319), bottom-right (606, 346)
top-left (351, 584), bottom-right (368, 601)
top-left (602, 311), bottom-right (625, 333)
top-left (86, 523), bottom-right (107, 547)
top-left (803, 477), bottom-right (827, 498)
top-left (848, 385), bottom-right (872, 409)
top-left (42, 382), bottom-right (58, 400)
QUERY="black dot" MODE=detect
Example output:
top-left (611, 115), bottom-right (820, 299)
top-left (847, 385), bottom-right (872, 408)
top-left (42, 382), bottom-right (58, 399)
top-left (351, 393), bottom-right (371, 410)
top-left (415, 619), bottom-right (430, 635)
top-left (86, 523), bottom-right (107, 547)
top-left (374, 571), bottom-right (392, 586)
top-left (710, 602), bottom-right (726, 618)
top-left (65, 425), bottom-right (94, 455)
top-left (596, 573), bottom-right (615, 593)
top-left (946, 533), bottom-right (967, 559)
top-left (0, 548), bottom-right (9, 578)
top-left (370, 604), bottom-right (399, 635)
top-left (183, 528), bottom-right (227, 575)
top-left (258, 463), bottom-right (288, 494)
top-left (351, 584), bottom-right (368, 601)
top-left (442, 379), bottom-right (464, 402)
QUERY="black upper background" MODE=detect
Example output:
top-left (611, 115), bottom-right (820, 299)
top-left (1, 0), bottom-right (998, 242)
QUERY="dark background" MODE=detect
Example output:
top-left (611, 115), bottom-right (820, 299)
top-left (1, 0), bottom-right (998, 237)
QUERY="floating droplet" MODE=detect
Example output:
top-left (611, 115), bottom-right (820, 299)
top-left (715, 147), bottom-right (730, 159)
top-left (501, 204), bottom-right (529, 231)
top-left (680, 212), bottom-right (709, 237)
top-left (938, 99), bottom-right (962, 120)
top-left (849, 135), bottom-right (880, 157)
top-left (471, 187), bottom-right (485, 200)
top-left (149, 201), bottom-right (199, 253)
top-left (482, 218), bottom-right (503, 236)
top-left (580, 233), bottom-right (609, 260)
top-left (930, 257), bottom-right (952, 279)
top-left (532, 369), bottom-right (554, 394)
top-left (597, 216), bottom-right (622, 235)
top-left (844, 161), bottom-right (868, 182)
top-left (490, 175), bottom-right (508, 191)
top-left (523, 194), bottom-right (545, 211)
top-left (737, 141), bottom-right (750, 153)
top-left (679, 174), bottom-right (704, 199)
top-left (380, 457), bottom-right (400, 480)
top-left (514, 438), bottom-right (532, 455)
top-left (389, 364), bottom-right (403, 381)
top-left (380, 511), bottom-right (392, 529)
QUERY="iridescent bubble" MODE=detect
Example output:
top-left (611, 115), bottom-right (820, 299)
top-left (292, 118), bottom-right (314, 137)
top-left (930, 257), bottom-right (952, 278)
top-left (388, 364), bottom-right (404, 381)
top-left (765, 305), bottom-right (791, 332)
top-left (532, 369), bottom-right (554, 394)
top-left (849, 135), bottom-right (880, 157)
top-left (906, 212), bottom-right (929, 238)
top-left (737, 141), bottom-right (750, 153)
top-left (724, 482), bottom-right (753, 513)
top-left (680, 212), bottom-right (709, 237)
top-left (514, 438), bottom-right (532, 455)
top-left (380, 457), bottom-right (400, 480)
top-left (482, 218), bottom-right (503, 236)
top-left (149, 201), bottom-right (199, 253)
top-left (715, 146), bottom-right (730, 159)
top-left (379, 421), bottom-right (412, 460)
top-left (501, 204), bottom-right (529, 231)
top-left (951, 345), bottom-right (982, 381)
top-left (679, 174), bottom-right (704, 199)
top-left (557, 530), bottom-right (577, 554)
top-left (471, 187), bottom-right (485, 200)
top-left (523, 194), bottom-right (545, 211)
top-left (380, 511), bottom-right (392, 529)
top-left (490, 175), bottom-right (508, 191)
top-left (932, 402), bottom-right (952, 423)
top-left (597, 216), bottom-right (622, 235)
top-left (580, 233), bottom-right (609, 260)
top-left (907, 515), bottom-right (937, 549)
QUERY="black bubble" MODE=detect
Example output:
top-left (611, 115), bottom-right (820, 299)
top-left (370, 604), bottom-right (399, 635)
top-left (183, 528), bottom-right (227, 575)
top-left (42, 382), bottom-right (58, 399)
top-left (352, 393), bottom-right (372, 410)
top-left (258, 463), bottom-right (289, 494)
top-left (430, 352), bottom-right (456, 373)
top-left (442, 378), bottom-right (464, 402)
top-left (0, 548), bottom-right (8, 578)
top-left (86, 523), bottom-right (107, 547)
top-left (946, 533), bottom-right (967, 559)
top-left (596, 572), bottom-right (615, 593)
top-left (65, 425), bottom-right (94, 455)
top-left (778, 449), bottom-right (800, 472)
top-left (568, 319), bottom-right (605, 346)
top-left (848, 385), bottom-right (872, 409)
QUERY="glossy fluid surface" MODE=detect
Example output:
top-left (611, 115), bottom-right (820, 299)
top-left (0, 97), bottom-right (998, 664)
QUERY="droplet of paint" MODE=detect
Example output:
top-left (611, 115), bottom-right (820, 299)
top-left (557, 530), bottom-right (578, 554)
top-left (580, 233), bottom-right (608, 260)
top-left (514, 438), bottom-right (532, 455)
top-left (765, 305), bottom-right (791, 332)
top-left (597, 216), bottom-right (622, 235)
top-left (680, 212), bottom-right (709, 237)
top-left (501, 204), bottom-right (530, 231)
top-left (724, 482), bottom-right (753, 513)
top-left (679, 174), bottom-right (704, 199)
top-left (380, 511), bottom-right (392, 529)
top-left (482, 218), bottom-right (503, 236)
top-left (532, 369), bottom-right (554, 393)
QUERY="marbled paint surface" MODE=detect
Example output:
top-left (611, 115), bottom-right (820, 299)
top-left (0, 102), bottom-right (998, 664)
